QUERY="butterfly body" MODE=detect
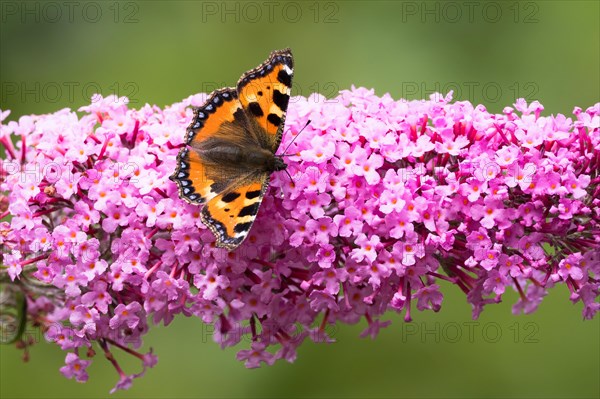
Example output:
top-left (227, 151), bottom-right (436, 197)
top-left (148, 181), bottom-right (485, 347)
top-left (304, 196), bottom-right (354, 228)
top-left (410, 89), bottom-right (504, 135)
top-left (195, 136), bottom-right (287, 174)
top-left (170, 49), bottom-right (293, 250)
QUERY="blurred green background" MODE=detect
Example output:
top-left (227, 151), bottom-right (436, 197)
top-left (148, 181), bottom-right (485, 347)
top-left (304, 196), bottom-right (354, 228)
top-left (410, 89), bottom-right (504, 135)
top-left (1, 0), bottom-right (599, 398)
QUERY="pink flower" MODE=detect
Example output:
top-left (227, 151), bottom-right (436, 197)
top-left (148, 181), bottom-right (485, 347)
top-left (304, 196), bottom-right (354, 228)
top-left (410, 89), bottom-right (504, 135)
top-left (496, 144), bottom-right (520, 166)
top-left (353, 153), bottom-right (384, 185)
top-left (81, 281), bottom-right (112, 314)
top-left (300, 134), bottom-right (336, 163)
top-left (498, 254), bottom-right (523, 278)
top-left (360, 318), bottom-right (392, 339)
top-left (483, 270), bottom-right (508, 295)
top-left (333, 206), bottom-right (363, 237)
top-left (471, 197), bottom-right (504, 229)
top-left (351, 234), bottom-right (381, 264)
top-left (102, 206), bottom-right (131, 233)
top-left (564, 172), bottom-right (591, 199)
top-left (236, 342), bottom-right (276, 368)
top-left (194, 268), bottom-right (229, 300)
top-left (315, 244), bottom-right (337, 268)
top-left (436, 135), bottom-right (469, 156)
top-left (414, 284), bottom-right (443, 312)
top-left (109, 302), bottom-right (143, 329)
top-left (387, 211), bottom-right (414, 239)
top-left (557, 253), bottom-right (585, 281)
top-left (60, 353), bottom-right (91, 383)
top-left (4, 250), bottom-right (23, 280)
top-left (379, 188), bottom-right (406, 214)
top-left (69, 305), bottom-right (99, 336)
top-left (461, 179), bottom-right (488, 202)
top-left (296, 192), bottom-right (331, 219)
top-left (110, 374), bottom-right (133, 394)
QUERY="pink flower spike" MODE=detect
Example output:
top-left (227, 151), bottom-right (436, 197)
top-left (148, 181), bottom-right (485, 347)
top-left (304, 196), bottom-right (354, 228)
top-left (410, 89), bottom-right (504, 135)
top-left (2, 87), bottom-right (598, 393)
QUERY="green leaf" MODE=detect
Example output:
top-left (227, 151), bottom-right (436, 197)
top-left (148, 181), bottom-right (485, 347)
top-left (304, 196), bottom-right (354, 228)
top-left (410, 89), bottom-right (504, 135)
top-left (0, 283), bottom-right (27, 344)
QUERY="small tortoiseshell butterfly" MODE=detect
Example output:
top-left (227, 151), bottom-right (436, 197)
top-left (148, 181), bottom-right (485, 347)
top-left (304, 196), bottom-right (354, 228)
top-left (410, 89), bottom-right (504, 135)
top-left (170, 48), bottom-right (293, 250)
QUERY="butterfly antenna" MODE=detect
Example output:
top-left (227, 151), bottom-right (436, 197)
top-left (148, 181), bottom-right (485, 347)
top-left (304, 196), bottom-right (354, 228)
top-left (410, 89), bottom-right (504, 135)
top-left (284, 168), bottom-right (293, 182)
top-left (280, 119), bottom-right (311, 156)
top-left (276, 169), bottom-right (294, 198)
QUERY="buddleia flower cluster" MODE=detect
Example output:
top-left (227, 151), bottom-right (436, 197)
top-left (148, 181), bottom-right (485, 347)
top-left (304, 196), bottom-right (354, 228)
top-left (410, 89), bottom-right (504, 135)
top-left (0, 88), bottom-right (598, 392)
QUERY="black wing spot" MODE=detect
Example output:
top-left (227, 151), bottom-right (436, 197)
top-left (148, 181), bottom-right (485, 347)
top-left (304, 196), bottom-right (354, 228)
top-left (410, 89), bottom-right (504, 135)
top-left (258, 91), bottom-right (263, 96)
top-left (248, 102), bottom-right (264, 117)
top-left (234, 222), bottom-right (253, 234)
top-left (273, 90), bottom-right (290, 111)
top-left (267, 113), bottom-right (282, 126)
top-left (233, 108), bottom-right (247, 124)
top-left (222, 192), bottom-right (241, 203)
top-left (277, 70), bottom-right (292, 87)
top-left (246, 190), bottom-right (261, 199)
top-left (238, 203), bottom-right (259, 218)
top-left (224, 208), bottom-right (230, 212)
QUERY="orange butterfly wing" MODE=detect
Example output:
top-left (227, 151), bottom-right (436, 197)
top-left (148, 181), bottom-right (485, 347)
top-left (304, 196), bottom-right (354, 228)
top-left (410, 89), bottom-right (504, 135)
top-left (201, 180), bottom-right (266, 250)
top-left (171, 87), bottom-right (243, 205)
top-left (170, 49), bottom-right (293, 250)
top-left (237, 48), bottom-right (293, 152)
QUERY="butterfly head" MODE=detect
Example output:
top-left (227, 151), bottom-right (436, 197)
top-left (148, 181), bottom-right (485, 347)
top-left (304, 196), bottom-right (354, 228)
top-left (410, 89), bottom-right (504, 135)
top-left (272, 156), bottom-right (287, 172)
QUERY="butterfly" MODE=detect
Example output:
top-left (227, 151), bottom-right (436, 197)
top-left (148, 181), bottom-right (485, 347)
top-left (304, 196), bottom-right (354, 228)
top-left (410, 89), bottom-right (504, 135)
top-left (170, 48), bottom-right (293, 250)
